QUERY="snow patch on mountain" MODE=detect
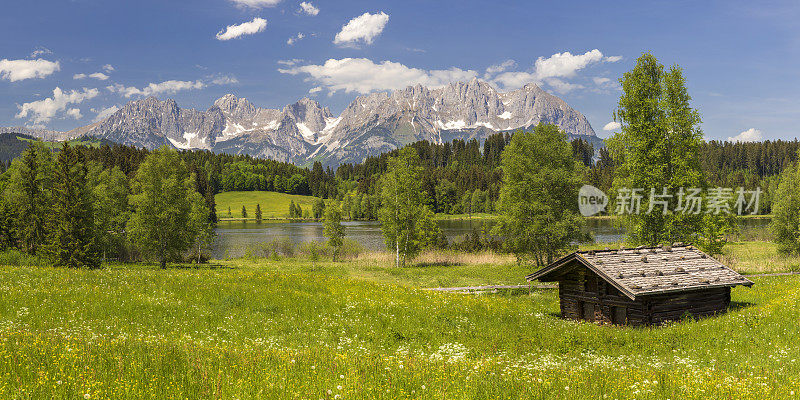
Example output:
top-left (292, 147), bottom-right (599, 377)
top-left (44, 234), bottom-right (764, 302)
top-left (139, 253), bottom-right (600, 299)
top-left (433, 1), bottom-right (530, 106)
top-left (438, 120), bottom-right (467, 130)
top-left (62, 79), bottom-right (596, 166)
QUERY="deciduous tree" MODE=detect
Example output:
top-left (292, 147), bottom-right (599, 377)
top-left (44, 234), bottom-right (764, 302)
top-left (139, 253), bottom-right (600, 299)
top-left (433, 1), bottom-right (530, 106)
top-left (608, 53), bottom-right (706, 245)
top-left (378, 147), bottom-right (441, 267)
top-left (2, 142), bottom-right (53, 254)
top-left (89, 164), bottom-right (130, 261)
top-left (323, 201), bottom-right (345, 261)
top-left (313, 198), bottom-right (325, 219)
top-left (493, 125), bottom-right (587, 267)
top-left (771, 153), bottom-right (800, 254)
top-left (127, 147), bottom-right (207, 268)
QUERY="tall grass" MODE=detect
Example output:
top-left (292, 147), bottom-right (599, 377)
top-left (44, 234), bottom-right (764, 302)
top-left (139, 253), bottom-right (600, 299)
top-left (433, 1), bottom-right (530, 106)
top-left (720, 241), bottom-right (800, 274)
top-left (243, 238), bottom-right (365, 261)
top-left (0, 249), bottom-right (48, 267)
top-left (0, 263), bottom-right (797, 399)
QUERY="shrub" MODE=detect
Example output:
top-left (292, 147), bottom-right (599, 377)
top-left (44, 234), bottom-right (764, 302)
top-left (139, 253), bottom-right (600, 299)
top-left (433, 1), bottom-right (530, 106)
top-left (297, 241), bottom-right (330, 261)
top-left (258, 238), bottom-right (296, 258)
top-left (338, 238), bottom-right (364, 260)
top-left (451, 226), bottom-right (503, 253)
top-left (0, 249), bottom-right (49, 267)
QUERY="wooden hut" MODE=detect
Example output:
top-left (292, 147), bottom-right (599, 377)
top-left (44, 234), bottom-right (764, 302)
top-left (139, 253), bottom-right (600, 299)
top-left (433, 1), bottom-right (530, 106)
top-left (526, 244), bottom-right (753, 326)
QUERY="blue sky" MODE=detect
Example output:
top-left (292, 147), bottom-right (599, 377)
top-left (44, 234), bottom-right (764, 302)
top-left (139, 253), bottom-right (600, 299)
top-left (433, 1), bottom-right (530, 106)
top-left (1, 0), bottom-right (799, 142)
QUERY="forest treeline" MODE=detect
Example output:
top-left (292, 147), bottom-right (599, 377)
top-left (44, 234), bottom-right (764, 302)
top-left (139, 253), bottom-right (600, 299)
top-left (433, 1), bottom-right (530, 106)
top-left (0, 143), bottom-right (213, 267)
top-left (1, 132), bottom-right (798, 220)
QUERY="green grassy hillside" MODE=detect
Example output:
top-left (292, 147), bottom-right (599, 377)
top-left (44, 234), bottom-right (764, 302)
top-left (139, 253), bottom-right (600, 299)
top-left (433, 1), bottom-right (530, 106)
top-left (215, 191), bottom-right (320, 220)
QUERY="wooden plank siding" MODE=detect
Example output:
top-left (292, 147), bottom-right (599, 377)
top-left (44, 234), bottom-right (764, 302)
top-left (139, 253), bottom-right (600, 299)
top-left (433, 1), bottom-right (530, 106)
top-left (556, 264), bottom-right (731, 326)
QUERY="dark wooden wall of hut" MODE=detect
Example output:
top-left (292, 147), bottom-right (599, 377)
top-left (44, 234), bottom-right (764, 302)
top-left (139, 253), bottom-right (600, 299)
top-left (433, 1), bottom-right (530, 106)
top-left (557, 264), bottom-right (731, 326)
top-left (644, 287), bottom-right (731, 324)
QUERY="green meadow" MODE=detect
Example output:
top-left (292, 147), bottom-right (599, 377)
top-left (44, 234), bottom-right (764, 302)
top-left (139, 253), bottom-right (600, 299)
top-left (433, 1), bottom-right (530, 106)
top-left (1, 241), bottom-right (799, 399)
top-left (215, 191), bottom-right (320, 220)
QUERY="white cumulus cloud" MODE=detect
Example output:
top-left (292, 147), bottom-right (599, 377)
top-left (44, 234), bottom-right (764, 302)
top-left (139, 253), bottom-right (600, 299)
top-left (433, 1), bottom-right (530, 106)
top-left (0, 58), bottom-right (60, 82)
top-left (29, 47), bottom-right (53, 58)
top-left (727, 128), bottom-right (763, 142)
top-left (489, 49), bottom-right (618, 92)
top-left (593, 77), bottom-right (611, 85)
top-left (74, 72), bottom-right (109, 81)
top-left (277, 58), bottom-right (303, 66)
top-left (533, 49), bottom-right (604, 80)
top-left (287, 32), bottom-right (305, 45)
top-left (592, 76), bottom-right (620, 92)
top-left (545, 78), bottom-right (584, 94)
top-left (334, 12), bottom-right (389, 47)
top-left (16, 87), bottom-right (99, 123)
top-left (282, 50), bottom-right (619, 96)
top-left (102, 64), bottom-right (115, 73)
top-left (66, 108), bottom-right (83, 120)
top-left (279, 58), bottom-right (477, 94)
top-left (107, 80), bottom-right (206, 98)
top-left (211, 75), bottom-right (239, 85)
top-left (484, 60), bottom-right (516, 77)
top-left (603, 121), bottom-right (621, 131)
top-left (216, 17), bottom-right (267, 41)
top-left (489, 71), bottom-right (537, 91)
top-left (299, 2), bottom-right (319, 15)
top-left (229, 0), bottom-right (280, 8)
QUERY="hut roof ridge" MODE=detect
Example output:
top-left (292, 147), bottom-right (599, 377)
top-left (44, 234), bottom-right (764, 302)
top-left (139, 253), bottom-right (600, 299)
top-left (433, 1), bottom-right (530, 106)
top-left (525, 244), bottom-right (753, 300)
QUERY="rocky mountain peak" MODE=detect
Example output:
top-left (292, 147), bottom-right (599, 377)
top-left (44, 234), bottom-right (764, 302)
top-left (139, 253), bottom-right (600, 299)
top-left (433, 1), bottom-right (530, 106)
top-left (213, 94), bottom-right (238, 109)
top-left (213, 94), bottom-right (256, 118)
top-left (283, 97), bottom-right (332, 133)
top-left (60, 79), bottom-right (596, 166)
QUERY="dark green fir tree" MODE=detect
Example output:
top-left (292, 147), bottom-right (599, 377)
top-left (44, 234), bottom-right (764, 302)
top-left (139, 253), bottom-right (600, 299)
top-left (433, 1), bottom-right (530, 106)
top-left (47, 143), bottom-right (100, 269)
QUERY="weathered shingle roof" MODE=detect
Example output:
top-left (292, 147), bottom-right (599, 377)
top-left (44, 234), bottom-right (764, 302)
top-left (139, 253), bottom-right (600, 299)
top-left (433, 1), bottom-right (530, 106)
top-left (526, 244), bottom-right (753, 300)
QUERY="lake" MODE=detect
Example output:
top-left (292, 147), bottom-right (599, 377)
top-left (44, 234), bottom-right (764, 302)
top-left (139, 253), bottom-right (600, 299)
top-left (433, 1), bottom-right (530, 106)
top-left (213, 219), bottom-right (501, 259)
top-left (213, 216), bottom-right (775, 258)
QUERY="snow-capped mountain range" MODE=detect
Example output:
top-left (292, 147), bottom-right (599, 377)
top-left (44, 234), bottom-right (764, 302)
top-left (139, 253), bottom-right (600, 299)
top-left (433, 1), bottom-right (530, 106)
top-left (9, 78), bottom-right (598, 166)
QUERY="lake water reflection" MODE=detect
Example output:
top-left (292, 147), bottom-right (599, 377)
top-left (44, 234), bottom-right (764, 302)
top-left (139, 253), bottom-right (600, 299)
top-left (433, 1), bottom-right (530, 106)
top-left (213, 217), bottom-right (770, 259)
top-left (212, 217), bottom-right (633, 258)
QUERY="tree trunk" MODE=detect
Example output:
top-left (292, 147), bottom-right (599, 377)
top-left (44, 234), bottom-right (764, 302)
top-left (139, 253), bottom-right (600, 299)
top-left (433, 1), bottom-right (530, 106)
top-left (395, 241), bottom-right (399, 268)
top-left (160, 237), bottom-right (167, 269)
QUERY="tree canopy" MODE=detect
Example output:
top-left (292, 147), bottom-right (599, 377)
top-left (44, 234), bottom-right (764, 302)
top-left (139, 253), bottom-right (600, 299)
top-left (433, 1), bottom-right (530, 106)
top-left (493, 124), bottom-right (586, 266)
top-left (771, 151), bottom-right (800, 254)
top-left (378, 147), bottom-right (441, 267)
top-left (127, 147), bottom-right (210, 268)
top-left (608, 52), bottom-right (706, 245)
top-left (323, 201), bottom-right (345, 261)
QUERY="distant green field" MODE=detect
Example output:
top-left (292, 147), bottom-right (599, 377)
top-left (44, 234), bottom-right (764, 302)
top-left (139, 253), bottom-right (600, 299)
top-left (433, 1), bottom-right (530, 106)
top-left (215, 191), bottom-right (319, 219)
top-left (17, 136), bottom-right (105, 149)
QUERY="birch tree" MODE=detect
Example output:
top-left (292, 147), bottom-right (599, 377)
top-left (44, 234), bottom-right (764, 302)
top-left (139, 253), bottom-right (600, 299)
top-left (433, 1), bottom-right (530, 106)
top-left (378, 147), bottom-right (440, 267)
